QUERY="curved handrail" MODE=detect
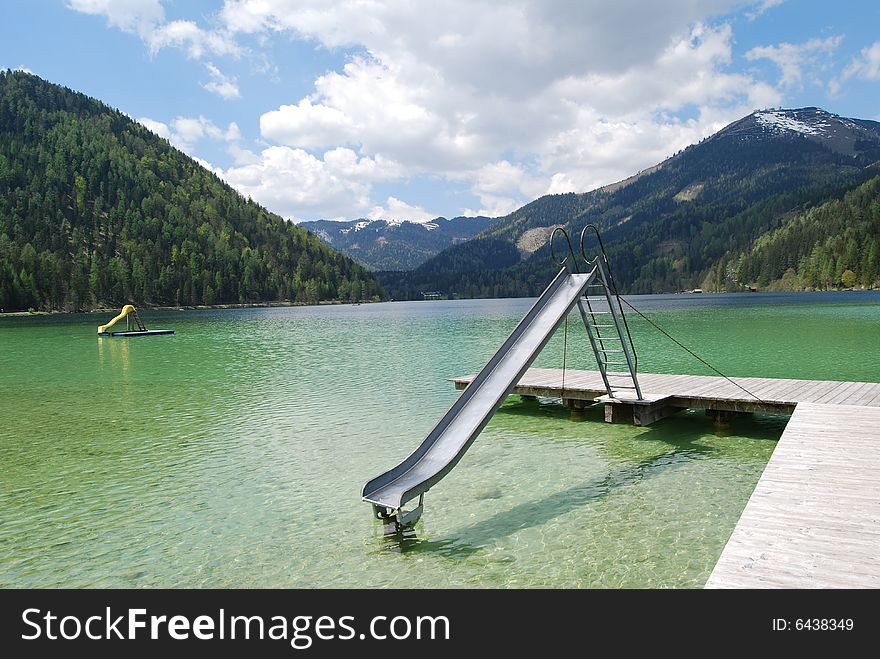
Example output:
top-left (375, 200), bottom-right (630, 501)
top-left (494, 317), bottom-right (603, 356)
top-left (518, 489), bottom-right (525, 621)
top-left (578, 224), bottom-right (638, 373)
top-left (549, 227), bottom-right (580, 273)
top-left (578, 224), bottom-right (603, 267)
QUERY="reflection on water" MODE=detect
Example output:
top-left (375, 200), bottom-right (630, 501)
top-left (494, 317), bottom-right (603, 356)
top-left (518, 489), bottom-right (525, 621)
top-left (97, 334), bottom-right (131, 378)
top-left (0, 292), bottom-right (876, 587)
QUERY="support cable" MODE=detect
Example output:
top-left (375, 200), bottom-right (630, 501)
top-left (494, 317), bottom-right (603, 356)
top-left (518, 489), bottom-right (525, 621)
top-left (616, 296), bottom-right (768, 406)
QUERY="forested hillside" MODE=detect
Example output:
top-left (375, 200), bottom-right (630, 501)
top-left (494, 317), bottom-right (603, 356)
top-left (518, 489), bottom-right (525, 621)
top-left (0, 71), bottom-right (383, 311)
top-left (734, 174), bottom-right (880, 290)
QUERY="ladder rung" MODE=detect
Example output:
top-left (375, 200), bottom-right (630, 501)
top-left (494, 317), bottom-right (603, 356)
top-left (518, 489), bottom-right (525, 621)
top-left (602, 361), bottom-right (627, 365)
top-left (611, 385), bottom-right (638, 390)
top-left (598, 349), bottom-right (625, 353)
top-left (587, 311), bottom-right (613, 314)
top-left (589, 324), bottom-right (614, 328)
top-left (597, 337), bottom-right (622, 341)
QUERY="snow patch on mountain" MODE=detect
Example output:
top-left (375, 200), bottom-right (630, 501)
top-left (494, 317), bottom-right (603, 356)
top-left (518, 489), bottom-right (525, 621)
top-left (755, 110), bottom-right (827, 136)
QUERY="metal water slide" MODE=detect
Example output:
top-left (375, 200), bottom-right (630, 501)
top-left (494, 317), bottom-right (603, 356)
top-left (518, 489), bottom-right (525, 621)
top-left (362, 226), bottom-right (641, 526)
top-left (362, 250), bottom-right (594, 523)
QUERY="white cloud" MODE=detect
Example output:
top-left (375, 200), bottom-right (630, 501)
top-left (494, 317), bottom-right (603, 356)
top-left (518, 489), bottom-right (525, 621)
top-left (259, 56), bottom-right (481, 170)
top-left (68, 0), bottom-right (240, 60)
top-left (322, 147), bottom-right (404, 181)
top-left (368, 197), bottom-right (436, 223)
top-left (261, 99), bottom-right (356, 149)
top-left (459, 160), bottom-right (548, 217)
top-left (219, 0), bottom-right (739, 83)
top-left (148, 20), bottom-right (240, 59)
top-left (67, 0), bottom-right (164, 38)
top-left (829, 41), bottom-right (880, 96)
top-left (746, 36), bottom-right (842, 88)
top-left (745, 0), bottom-right (785, 21)
top-left (137, 115), bottom-right (241, 151)
top-left (472, 161), bottom-right (544, 197)
top-left (218, 147), bottom-right (405, 220)
top-left (202, 62), bottom-right (240, 99)
top-left (460, 195), bottom-right (522, 219)
top-left (841, 41), bottom-right (880, 82)
top-left (227, 144), bottom-right (261, 166)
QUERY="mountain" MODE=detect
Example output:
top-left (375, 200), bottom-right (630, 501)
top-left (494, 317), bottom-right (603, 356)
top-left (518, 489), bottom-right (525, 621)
top-left (0, 70), bottom-right (383, 311)
top-left (300, 215), bottom-right (496, 270)
top-left (381, 107), bottom-right (880, 299)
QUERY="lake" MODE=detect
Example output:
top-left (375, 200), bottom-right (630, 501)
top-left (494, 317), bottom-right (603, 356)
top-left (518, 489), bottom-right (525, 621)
top-left (1, 291), bottom-right (878, 587)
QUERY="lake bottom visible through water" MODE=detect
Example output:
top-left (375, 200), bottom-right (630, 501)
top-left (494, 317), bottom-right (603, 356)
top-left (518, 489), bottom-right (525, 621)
top-left (2, 291), bottom-right (878, 587)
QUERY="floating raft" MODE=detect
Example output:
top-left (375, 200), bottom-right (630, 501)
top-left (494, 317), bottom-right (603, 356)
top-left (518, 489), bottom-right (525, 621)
top-left (99, 329), bottom-right (175, 337)
top-left (97, 304), bottom-right (173, 337)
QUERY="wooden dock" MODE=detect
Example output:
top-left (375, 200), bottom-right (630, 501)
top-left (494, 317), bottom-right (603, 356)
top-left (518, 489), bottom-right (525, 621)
top-left (450, 368), bottom-right (880, 588)
top-left (451, 367), bottom-right (880, 415)
top-left (706, 402), bottom-right (880, 588)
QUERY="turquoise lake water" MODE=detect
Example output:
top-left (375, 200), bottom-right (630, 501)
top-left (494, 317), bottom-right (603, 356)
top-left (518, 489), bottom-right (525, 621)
top-left (1, 291), bottom-right (878, 587)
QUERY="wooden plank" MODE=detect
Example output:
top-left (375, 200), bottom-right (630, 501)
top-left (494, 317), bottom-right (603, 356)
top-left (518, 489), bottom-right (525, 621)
top-left (706, 402), bottom-right (880, 589)
top-left (813, 380), bottom-right (861, 404)
top-left (769, 377), bottom-right (819, 402)
top-left (780, 379), bottom-right (840, 404)
top-left (833, 381), bottom-right (879, 405)
top-left (741, 377), bottom-right (787, 396)
top-left (677, 378), bottom-right (735, 399)
top-left (760, 378), bottom-right (807, 401)
top-left (804, 381), bottom-right (849, 403)
top-left (849, 382), bottom-right (880, 405)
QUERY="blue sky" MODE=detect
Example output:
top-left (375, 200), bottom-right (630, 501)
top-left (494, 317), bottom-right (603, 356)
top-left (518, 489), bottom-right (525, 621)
top-left (2, 1), bottom-right (879, 222)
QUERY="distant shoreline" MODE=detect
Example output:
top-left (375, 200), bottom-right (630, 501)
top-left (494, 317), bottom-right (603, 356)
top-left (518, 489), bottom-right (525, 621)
top-left (2, 288), bottom-right (876, 318)
top-left (0, 299), bottom-right (384, 317)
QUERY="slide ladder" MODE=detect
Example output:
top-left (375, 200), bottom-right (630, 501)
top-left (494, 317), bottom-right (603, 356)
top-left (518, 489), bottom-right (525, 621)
top-left (363, 226), bottom-right (641, 526)
top-left (127, 307), bottom-right (147, 332)
top-left (577, 225), bottom-right (642, 400)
